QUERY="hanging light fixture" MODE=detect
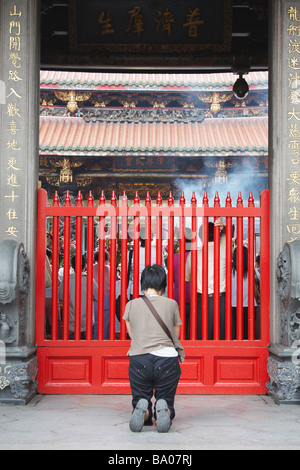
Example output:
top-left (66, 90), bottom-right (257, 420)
top-left (233, 73), bottom-right (249, 100)
top-left (232, 55), bottom-right (251, 100)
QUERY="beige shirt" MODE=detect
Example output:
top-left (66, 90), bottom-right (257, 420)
top-left (185, 235), bottom-right (226, 294)
top-left (123, 295), bottom-right (183, 358)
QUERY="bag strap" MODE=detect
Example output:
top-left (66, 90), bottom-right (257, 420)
top-left (141, 295), bottom-right (173, 342)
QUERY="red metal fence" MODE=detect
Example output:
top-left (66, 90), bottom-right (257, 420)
top-left (36, 188), bottom-right (270, 394)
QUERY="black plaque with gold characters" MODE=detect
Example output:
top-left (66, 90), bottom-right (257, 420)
top-left (69, 0), bottom-right (232, 56)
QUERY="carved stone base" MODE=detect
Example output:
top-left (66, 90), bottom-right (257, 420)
top-left (0, 346), bottom-right (37, 405)
top-left (267, 345), bottom-right (300, 404)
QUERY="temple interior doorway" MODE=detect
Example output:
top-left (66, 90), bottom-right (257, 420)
top-left (39, 70), bottom-right (269, 206)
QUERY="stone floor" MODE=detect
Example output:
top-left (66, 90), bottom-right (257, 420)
top-left (0, 394), bottom-right (300, 450)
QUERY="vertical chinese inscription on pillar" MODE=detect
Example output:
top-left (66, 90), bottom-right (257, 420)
top-left (287, 5), bottom-right (300, 242)
top-left (3, 3), bottom-right (23, 240)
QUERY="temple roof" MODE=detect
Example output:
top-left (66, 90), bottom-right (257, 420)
top-left (40, 70), bottom-right (268, 92)
top-left (39, 115), bottom-right (268, 157)
top-left (39, 70), bottom-right (268, 158)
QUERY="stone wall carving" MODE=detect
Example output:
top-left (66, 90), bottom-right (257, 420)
top-left (0, 311), bottom-right (14, 344)
top-left (0, 358), bottom-right (38, 400)
top-left (82, 107), bottom-right (206, 124)
top-left (276, 242), bottom-right (300, 347)
top-left (0, 240), bottom-right (37, 404)
top-left (267, 357), bottom-right (300, 402)
top-left (0, 241), bottom-right (30, 347)
top-left (0, 241), bottom-right (30, 306)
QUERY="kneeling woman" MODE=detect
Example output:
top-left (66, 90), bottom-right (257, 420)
top-left (123, 264), bottom-right (185, 433)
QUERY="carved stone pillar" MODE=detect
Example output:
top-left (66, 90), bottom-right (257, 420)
top-left (267, 242), bottom-right (300, 402)
top-left (267, 0), bottom-right (300, 402)
top-left (0, 0), bottom-right (40, 403)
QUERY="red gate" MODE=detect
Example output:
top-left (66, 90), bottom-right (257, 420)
top-left (36, 188), bottom-right (270, 394)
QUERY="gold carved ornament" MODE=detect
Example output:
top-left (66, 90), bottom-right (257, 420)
top-left (197, 92), bottom-right (233, 115)
top-left (54, 90), bottom-right (92, 114)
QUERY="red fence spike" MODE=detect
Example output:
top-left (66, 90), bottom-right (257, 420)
top-left (53, 191), bottom-right (59, 207)
top-left (248, 191), bottom-right (255, 207)
top-left (76, 191), bottom-right (83, 207)
top-left (226, 192), bottom-right (232, 207)
top-left (202, 191), bottom-right (209, 206)
top-left (145, 191), bottom-right (151, 206)
top-left (156, 191), bottom-right (162, 206)
top-left (122, 191), bottom-right (128, 205)
top-left (180, 191), bottom-right (185, 206)
top-left (134, 191), bottom-right (140, 204)
top-left (99, 190), bottom-right (106, 205)
top-left (64, 190), bottom-right (71, 207)
top-left (214, 191), bottom-right (220, 207)
top-left (111, 190), bottom-right (117, 206)
top-left (237, 191), bottom-right (243, 207)
top-left (191, 191), bottom-right (197, 205)
top-left (168, 191), bottom-right (174, 206)
top-left (87, 190), bottom-right (94, 207)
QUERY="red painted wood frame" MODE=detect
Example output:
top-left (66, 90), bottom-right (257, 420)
top-left (36, 188), bottom-right (270, 395)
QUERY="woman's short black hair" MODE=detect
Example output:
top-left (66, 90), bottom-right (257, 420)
top-left (71, 254), bottom-right (87, 271)
top-left (141, 264), bottom-right (167, 293)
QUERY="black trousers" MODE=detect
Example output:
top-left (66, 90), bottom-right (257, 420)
top-left (128, 354), bottom-right (182, 421)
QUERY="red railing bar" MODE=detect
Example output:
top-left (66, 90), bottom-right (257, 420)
top-left (51, 191), bottom-right (60, 341)
top-left (260, 189), bottom-right (270, 345)
top-left (44, 205), bottom-right (263, 219)
top-left (62, 191), bottom-right (71, 341)
top-left (179, 192), bottom-right (186, 341)
top-left (133, 192), bottom-right (140, 300)
top-left (190, 192), bottom-right (197, 341)
top-left (198, 207), bottom-right (262, 217)
top-left (202, 192), bottom-right (209, 341)
top-left (236, 192), bottom-right (244, 341)
top-left (213, 192), bottom-right (221, 341)
top-left (75, 191), bottom-right (83, 341)
top-left (248, 192), bottom-right (255, 341)
top-left (97, 191), bottom-right (106, 341)
top-left (225, 192), bottom-right (233, 341)
top-left (86, 191), bottom-right (94, 341)
top-left (36, 188), bottom-right (47, 344)
top-left (167, 192), bottom-right (175, 300)
top-left (156, 192), bottom-right (163, 266)
top-left (120, 191), bottom-right (128, 340)
top-left (145, 191), bottom-right (152, 268)
top-left (109, 191), bottom-right (117, 339)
